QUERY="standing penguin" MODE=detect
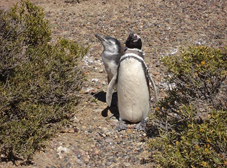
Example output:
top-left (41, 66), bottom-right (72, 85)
top-left (106, 32), bottom-right (158, 131)
top-left (125, 32), bottom-right (158, 101)
top-left (95, 34), bottom-right (122, 83)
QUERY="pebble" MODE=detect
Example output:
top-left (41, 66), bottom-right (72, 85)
top-left (94, 148), bottom-right (99, 155)
top-left (77, 154), bottom-right (81, 159)
top-left (91, 78), bottom-right (99, 83)
top-left (105, 137), bottom-right (113, 143)
top-left (65, 162), bottom-right (71, 168)
top-left (99, 69), bottom-right (105, 73)
top-left (84, 157), bottom-right (90, 163)
top-left (71, 116), bottom-right (79, 123)
top-left (124, 162), bottom-right (131, 167)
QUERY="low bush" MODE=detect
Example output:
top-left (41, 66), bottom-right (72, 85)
top-left (162, 45), bottom-right (227, 106)
top-left (149, 106), bottom-right (227, 168)
top-left (148, 45), bottom-right (227, 167)
top-left (0, 0), bottom-right (88, 163)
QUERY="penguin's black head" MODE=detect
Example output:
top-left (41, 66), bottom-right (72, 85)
top-left (95, 34), bottom-right (121, 54)
top-left (125, 32), bottom-right (142, 50)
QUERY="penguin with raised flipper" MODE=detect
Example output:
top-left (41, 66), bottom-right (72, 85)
top-left (106, 32), bottom-right (158, 131)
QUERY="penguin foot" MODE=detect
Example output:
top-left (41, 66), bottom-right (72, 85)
top-left (116, 120), bottom-right (127, 131)
top-left (133, 119), bottom-right (147, 131)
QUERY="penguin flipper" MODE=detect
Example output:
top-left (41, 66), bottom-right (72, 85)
top-left (148, 73), bottom-right (158, 102)
top-left (106, 74), bottom-right (117, 107)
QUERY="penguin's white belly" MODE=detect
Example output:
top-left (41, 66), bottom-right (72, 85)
top-left (103, 59), bottom-right (117, 81)
top-left (117, 58), bottom-right (150, 123)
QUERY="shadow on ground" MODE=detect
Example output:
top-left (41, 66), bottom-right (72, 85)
top-left (91, 91), bottom-right (161, 137)
top-left (91, 91), bottom-right (119, 119)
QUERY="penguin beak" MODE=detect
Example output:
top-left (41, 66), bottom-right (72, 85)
top-left (95, 34), bottom-right (106, 42)
top-left (129, 32), bottom-right (134, 38)
top-left (125, 32), bottom-right (134, 44)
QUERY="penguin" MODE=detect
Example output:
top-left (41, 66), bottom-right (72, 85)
top-left (95, 34), bottom-right (122, 83)
top-left (125, 32), bottom-right (158, 102)
top-left (106, 32), bottom-right (158, 131)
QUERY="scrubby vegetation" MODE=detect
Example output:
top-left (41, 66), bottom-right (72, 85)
top-left (148, 46), bottom-right (227, 167)
top-left (0, 0), bottom-right (87, 163)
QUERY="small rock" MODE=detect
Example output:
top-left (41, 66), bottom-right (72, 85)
top-left (106, 161), bottom-right (112, 166)
top-left (81, 126), bottom-right (87, 130)
top-left (66, 162), bottom-right (71, 168)
top-left (102, 127), bottom-right (108, 132)
top-left (99, 69), bottom-right (105, 73)
top-left (84, 157), bottom-right (90, 163)
top-left (124, 162), bottom-right (131, 167)
top-left (71, 116), bottom-right (79, 123)
top-left (76, 159), bottom-right (82, 164)
top-left (91, 78), bottom-right (99, 82)
top-left (79, 149), bottom-right (86, 156)
top-left (82, 87), bottom-right (94, 93)
top-left (77, 154), bottom-right (81, 159)
top-left (105, 138), bottom-right (113, 143)
top-left (94, 148), bottom-right (99, 155)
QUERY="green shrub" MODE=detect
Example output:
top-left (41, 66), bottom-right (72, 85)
top-left (162, 45), bottom-right (227, 104)
top-left (0, 0), bottom-right (88, 163)
top-left (149, 108), bottom-right (227, 168)
top-left (154, 46), bottom-right (227, 130)
top-left (148, 46), bottom-right (227, 167)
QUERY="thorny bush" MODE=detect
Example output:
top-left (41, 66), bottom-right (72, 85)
top-left (0, 0), bottom-right (88, 163)
top-left (147, 46), bottom-right (227, 167)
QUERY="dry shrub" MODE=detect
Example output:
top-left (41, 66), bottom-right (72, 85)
top-left (147, 45), bottom-right (227, 167)
top-left (0, 0), bottom-right (88, 163)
